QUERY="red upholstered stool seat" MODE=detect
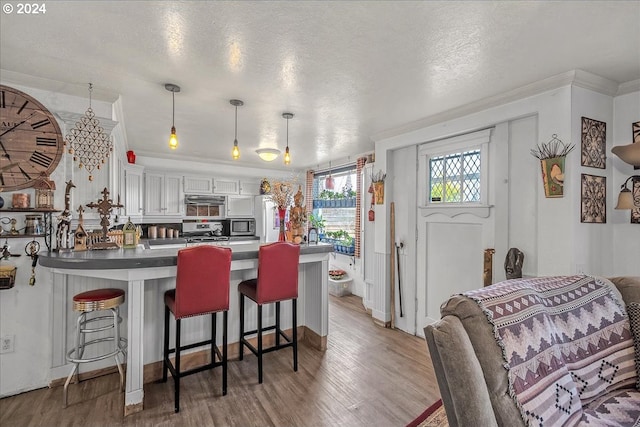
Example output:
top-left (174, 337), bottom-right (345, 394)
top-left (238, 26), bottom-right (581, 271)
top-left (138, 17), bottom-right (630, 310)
top-left (63, 288), bottom-right (127, 408)
top-left (238, 242), bottom-right (300, 384)
top-left (73, 288), bottom-right (125, 311)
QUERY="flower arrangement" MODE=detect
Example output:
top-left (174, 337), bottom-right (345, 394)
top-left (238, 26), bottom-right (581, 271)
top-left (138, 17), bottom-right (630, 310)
top-left (266, 179), bottom-right (295, 208)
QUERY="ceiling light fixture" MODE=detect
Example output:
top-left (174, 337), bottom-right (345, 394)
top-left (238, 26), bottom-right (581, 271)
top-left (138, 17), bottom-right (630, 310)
top-left (256, 148), bottom-right (281, 162)
top-left (283, 112), bottom-right (294, 165)
top-left (325, 160), bottom-right (335, 190)
top-left (165, 83), bottom-right (180, 150)
top-left (614, 175), bottom-right (640, 209)
top-left (230, 99), bottom-right (244, 160)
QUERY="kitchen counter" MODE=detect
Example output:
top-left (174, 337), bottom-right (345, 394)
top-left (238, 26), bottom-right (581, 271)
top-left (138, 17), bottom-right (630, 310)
top-left (39, 242), bottom-right (333, 269)
top-left (39, 242), bottom-right (333, 416)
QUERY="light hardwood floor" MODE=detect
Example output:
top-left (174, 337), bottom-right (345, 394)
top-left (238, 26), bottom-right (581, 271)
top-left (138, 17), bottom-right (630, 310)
top-left (0, 295), bottom-right (440, 426)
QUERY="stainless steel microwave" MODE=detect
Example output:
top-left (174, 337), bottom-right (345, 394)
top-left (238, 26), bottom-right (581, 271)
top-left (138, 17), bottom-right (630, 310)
top-left (223, 218), bottom-right (255, 236)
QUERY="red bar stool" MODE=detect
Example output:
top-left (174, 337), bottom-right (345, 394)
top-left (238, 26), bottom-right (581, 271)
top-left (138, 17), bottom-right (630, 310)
top-left (63, 288), bottom-right (127, 407)
top-left (162, 245), bottom-right (232, 413)
top-left (238, 242), bottom-right (300, 384)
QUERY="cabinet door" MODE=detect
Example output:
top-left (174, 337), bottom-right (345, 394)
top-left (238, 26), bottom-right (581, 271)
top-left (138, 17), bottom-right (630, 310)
top-left (227, 195), bottom-right (254, 217)
top-left (213, 178), bottom-right (240, 195)
top-left (124, 165), bottom-right (144, 218)
top-left (144, 173), bottom-right (164, 215)
top-left (184, 176), bottom-right (213, 194)
top-left (240, 181), bottom-right (260, 195)
top-left (164, 174), bottom-right (183, 216)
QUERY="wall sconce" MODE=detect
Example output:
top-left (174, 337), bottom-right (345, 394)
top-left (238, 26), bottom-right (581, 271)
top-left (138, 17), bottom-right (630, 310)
top-left (256, 148), bottom-right (280, 162)
top-left (614, 175), bottom-right (640, 209)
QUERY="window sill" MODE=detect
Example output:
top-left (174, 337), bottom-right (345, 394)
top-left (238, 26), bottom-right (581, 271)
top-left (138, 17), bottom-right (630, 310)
top-left (418, 204), bottom-right (492, 218)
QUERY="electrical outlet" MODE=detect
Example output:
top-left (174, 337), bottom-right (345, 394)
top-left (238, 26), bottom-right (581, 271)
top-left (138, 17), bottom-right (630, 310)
top-left (0, 335), bottom-right (14, 354)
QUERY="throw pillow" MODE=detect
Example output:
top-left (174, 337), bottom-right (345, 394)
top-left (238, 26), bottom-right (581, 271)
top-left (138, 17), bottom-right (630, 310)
top-left (627, 302), bottom-right (640, 390)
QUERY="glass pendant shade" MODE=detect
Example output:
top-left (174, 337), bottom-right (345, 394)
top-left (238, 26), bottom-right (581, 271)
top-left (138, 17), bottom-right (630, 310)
top-left (325, 175), bottom-right (335, 190)
top-left (232, 140), bottom-right (240, 160)
top-left (169, 126), bottom-right (178, 150)
top-left (615, 188), bottom-right (634, 210)
top-left (284, 146), bottom-right (291, 165)
top-left (165, 83), bottom-right (180, 150)
top-left (230, 99), bottom-right (244, 160)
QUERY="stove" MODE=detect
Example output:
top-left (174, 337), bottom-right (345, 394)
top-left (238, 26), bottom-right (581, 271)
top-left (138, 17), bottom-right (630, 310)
top-left (185, 235), bottom-right (230, 243)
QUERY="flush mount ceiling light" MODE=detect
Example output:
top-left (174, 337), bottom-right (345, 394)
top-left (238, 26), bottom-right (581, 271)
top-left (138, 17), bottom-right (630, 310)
top-left (230, 99), bottom-right (244, 160)
top-left (283, 112), bottom-right (294, 165)
top-left (165, 83), bottom-right (180, 150)
top-left (256, 148), bottom-right (281, 162)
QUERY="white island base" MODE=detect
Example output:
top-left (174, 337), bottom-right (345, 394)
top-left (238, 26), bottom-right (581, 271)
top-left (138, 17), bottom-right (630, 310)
top-left (40, 243), bottom-right (332, 416)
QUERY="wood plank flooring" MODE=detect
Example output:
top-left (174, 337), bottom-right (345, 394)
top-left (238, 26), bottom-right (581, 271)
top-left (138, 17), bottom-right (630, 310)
top-left (0, 295), bottom-right (440, 426)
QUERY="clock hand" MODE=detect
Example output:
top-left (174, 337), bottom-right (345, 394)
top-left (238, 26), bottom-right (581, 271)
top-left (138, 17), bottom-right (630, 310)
top-left (0, 111), bottom-right (37, 138)
top-left (0, 140), bottom-right (11, 161)
top-left (0, 162), bottom-right (19, 173)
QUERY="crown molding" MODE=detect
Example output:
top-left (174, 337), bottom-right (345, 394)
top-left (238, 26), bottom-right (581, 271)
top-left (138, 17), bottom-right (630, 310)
top-left (617, 79), bottom-right (640, 96)
top-left (372, 70), bottom-right (625, 142)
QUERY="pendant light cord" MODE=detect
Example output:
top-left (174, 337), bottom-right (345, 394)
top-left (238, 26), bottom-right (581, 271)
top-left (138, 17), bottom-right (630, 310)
top-left (234, 105), bottom-right (238, 141)
top-left (172, 90), bottom-right (175, 128)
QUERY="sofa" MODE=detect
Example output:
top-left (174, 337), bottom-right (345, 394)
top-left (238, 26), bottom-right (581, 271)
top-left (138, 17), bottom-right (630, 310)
top-left (424, 275), bottom-right (640, 427)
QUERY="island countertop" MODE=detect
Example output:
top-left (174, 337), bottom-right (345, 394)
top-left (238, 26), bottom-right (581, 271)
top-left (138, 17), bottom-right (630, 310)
top-left (38, 242), bottom-right (334, 270)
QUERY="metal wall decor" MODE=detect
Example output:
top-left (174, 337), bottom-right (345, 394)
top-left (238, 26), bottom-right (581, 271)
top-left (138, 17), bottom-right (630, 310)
top-left (581, 117), bottom-right (606, 169)
top-left (632, 178), bottom-right (640, 224)
top-left (64, 83), bottom-right (114, 181)
top-left (580, 174), bottom-right (606, 223)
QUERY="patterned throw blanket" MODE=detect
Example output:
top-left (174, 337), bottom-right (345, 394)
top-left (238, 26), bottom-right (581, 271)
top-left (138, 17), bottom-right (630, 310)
top-left (464, 275), bottom-right (639, 426)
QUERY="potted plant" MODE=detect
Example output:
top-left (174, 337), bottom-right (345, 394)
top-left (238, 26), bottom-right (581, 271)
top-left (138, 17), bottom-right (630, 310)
top-left (309, 213), bottom-right (326, 238)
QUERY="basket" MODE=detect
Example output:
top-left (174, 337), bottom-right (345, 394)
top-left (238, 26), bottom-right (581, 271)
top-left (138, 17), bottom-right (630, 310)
top-left (0, 266), bottom-right (17, 289)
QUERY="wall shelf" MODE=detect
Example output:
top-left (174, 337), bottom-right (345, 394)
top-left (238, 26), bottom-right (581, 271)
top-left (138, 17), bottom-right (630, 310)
top-left (0, 208), bottom-right (60, 251)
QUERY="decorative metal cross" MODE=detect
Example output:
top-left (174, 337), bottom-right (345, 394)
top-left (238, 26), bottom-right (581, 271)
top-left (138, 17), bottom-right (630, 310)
top-left (85, 187), bottom-right (123, 249)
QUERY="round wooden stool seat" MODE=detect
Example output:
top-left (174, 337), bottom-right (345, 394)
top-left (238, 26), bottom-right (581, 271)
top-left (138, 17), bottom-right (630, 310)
top-left (72, 288), bottom-right (124, 312)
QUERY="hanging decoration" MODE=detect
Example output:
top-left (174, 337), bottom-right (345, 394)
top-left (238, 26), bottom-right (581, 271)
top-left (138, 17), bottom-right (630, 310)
top-left (530, 134), bottom-right (575, 198)
top-left (64, 83), bottom-right (114, 181)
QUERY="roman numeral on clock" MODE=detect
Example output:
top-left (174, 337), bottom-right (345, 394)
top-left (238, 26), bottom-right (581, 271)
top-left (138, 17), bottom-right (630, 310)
top-left (36, 137), bottom-right (57, 146)
top-left (31, 118), bottom-right (51, 129)
top-left (30, 151), bottom-right (53, 168)
top-left (17, 100), bottom-right (29, 115)
top-left (0, 90), bottom-right (5, 108)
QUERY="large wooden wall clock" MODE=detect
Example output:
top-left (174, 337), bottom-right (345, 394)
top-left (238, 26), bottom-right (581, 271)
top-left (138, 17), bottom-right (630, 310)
top-left (0, 85), bottom-right (64, 191)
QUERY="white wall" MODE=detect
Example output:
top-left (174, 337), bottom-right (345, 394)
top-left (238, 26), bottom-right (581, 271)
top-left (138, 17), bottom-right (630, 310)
top-left (372, 73), bottom-right (640, 330)
top-left (611, 92), bottom-right (640, 275)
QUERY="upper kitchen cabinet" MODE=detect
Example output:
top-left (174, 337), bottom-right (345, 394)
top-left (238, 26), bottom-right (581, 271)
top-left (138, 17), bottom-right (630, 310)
top-left (213, 178), bottom-right (240, 195)
top-left (226, 195), bottom-right (254, 218)
top-left (239, 180), bottom-right (261, 196)
top-left (184, 176), bottom-right (213, 194)
top-left (144, 172), bottom-right (183, 217)
top-left (124, 164), bottom-right (144, 219)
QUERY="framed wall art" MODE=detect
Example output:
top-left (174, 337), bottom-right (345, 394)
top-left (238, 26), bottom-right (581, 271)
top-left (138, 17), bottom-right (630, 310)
top-left (632, 178), bottom-right (640, 224)
top-left (581, 174), bottom-right (606, 224)
top-left (581, 117), bottom-right (606, 169)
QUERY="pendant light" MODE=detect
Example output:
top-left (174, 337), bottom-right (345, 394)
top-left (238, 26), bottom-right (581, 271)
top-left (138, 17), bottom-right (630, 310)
top-left (165, 83), bottom-right (180, 150)
top-left (230, 99), bottom-right (243, 160)
top-left (283, 112), bottom-right (294, 165)
top-left (325, 160), bottom-right (335, 190)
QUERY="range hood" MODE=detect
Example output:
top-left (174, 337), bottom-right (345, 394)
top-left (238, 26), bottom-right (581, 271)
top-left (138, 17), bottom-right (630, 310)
top-left (184, 195), bottom-right (226, 205)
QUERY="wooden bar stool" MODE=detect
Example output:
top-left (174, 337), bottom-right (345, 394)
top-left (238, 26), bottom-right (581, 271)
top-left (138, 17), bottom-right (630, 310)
top-left (238, 242), bottom-right (300, 384)
top-left (162, 245), bottom-right (232, 413)
top-left (63, 288), bottom-right (127, 407)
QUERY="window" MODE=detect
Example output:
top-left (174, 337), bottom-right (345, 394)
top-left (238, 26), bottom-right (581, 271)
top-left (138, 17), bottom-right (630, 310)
top-left (419, 129), bottom-right (491, 215)
top-left (312, 165), bottom-right (358, 254)
top-left (429, 149), bottom-right (481, 203)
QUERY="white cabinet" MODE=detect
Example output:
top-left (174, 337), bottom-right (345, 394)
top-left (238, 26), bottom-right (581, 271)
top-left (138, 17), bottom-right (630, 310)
top-left (124, 164), bottom-right (144, 219)
top-left (213, 178), bottom-right (240, 195)
top-left (184, 176), bottom-right (213, 194)
top-left (144, 172), bottom-right (183, 216)
top-left (226, 195), bottom-right (254, 218)
top-left (240, 180), bottom-right (261, 195)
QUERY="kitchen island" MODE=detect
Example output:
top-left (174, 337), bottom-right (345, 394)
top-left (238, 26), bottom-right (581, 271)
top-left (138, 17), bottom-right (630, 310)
top-left (39, 242), bottom-right (333, 416)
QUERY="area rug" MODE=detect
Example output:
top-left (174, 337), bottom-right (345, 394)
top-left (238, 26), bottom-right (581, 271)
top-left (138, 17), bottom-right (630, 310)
top-left (406, 399), bottom-right (448, 427)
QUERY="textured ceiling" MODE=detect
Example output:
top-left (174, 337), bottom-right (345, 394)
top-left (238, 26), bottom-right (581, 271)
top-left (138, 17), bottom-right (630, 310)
top-left (1, 1), bottom-right (639, 170)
